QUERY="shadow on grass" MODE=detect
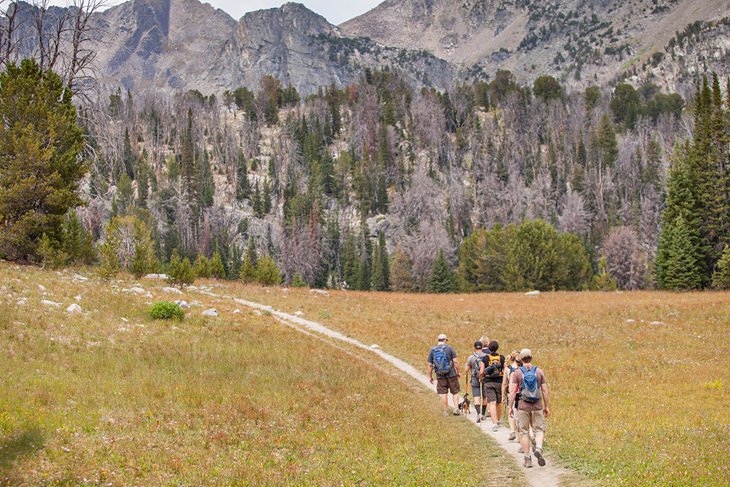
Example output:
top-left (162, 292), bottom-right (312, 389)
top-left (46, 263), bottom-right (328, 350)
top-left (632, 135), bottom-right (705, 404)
top-left (0, 427), bottom-right (45, 477)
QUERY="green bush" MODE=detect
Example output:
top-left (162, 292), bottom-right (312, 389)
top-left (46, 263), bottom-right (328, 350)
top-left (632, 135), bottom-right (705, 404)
top-left (148, 302), bottom-right (185, 321)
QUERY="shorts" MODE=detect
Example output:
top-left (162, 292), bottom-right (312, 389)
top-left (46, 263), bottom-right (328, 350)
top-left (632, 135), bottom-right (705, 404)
top-left (483, 382), bottom-right (502, 403)
top-left (516, 409), bottom-right (546, 436)
top-left (436, 375), bottom-right (460, 395)
top-left (471, 384), bottom-right (487, 399)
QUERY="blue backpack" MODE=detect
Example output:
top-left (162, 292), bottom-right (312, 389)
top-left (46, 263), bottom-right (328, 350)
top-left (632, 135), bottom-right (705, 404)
top-left (431, 345), bottom-right (452, 377)
top-left (519, 366), bottom-right (542, 403)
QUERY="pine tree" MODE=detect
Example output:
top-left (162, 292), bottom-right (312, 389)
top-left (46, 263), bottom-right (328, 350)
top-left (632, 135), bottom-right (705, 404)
top-left (657, 214), bottom-right (703, 290)
top-left (236, 154), bottom-right (251, 201)
top-left (228, 243), bottom-right (242, 280)
top-left (256, 255), bottom-right (281, 286)
top-left (60, 213), bottom-right (95, 265)
top-left (712, 246), bottom-right (730, 290)
top-left (430, 250), bottom-right (455, 293)
top-left (241, 237), bottom-right (258, 283)
top-left (167, 249), bottom-right (196, 288)
top-left (263, 179), bottom-right (273, 214)
top-left (342, 234), bottom-right (360, 290)
top-left (199, 150), bottom-right (214, 208)
top-left (390, 248), bottom-right (414, 292)
top-left (253, 181), bottom-right (263, 217)
top-left (371, 232), bottom-right (390, 291)
top-left (130, 235), bottom-right (157, 279)
top-left (0, 59), bottom-right (87, 262)
top-left (194, 254), bottom-right (211, 278)
top-left (210, 250), bottom-right (226, 279)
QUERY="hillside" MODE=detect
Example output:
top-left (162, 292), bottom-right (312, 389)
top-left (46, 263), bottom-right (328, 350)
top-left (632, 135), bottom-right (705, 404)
top-left (342, 0), bottom-right (730, 89)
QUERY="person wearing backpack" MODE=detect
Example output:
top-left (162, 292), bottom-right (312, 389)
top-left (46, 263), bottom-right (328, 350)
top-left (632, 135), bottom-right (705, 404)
top-left (501, 350), bottom-right (522, 441)
top-left (463, 340), bottom-right (487, 422)
top-left (427, 333), bottom-right (461, 416)
top-left (509, 348), bottom-right (550, 468)
top-left (479, 340), bottom-right (505, 431)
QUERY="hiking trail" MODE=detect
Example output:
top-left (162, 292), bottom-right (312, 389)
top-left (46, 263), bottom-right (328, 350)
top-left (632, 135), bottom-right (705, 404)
top-left (202, 291), bottom-right (568, 487)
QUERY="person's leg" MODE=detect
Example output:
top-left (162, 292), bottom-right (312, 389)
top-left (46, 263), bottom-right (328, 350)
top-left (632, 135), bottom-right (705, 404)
top-left (449, 376), bottom-right (461, 414)
top-left (486, 384), bottom-right (500, 427)
top-left (507, 401), bottom-right (517, 440)
top-left (532, 410), bottom-right (547, 466)
top-left (439, 393), bottom-right (448, 413)
top-left (437, 378), bottom-right (449, 414)
top-left (516, 410), bottom-right (532, 467)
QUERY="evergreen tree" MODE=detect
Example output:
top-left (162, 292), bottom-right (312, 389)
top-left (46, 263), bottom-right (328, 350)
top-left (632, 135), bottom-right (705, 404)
top-left (60, 213), bottom-right (95, 265)
top-left (253, 181), bottom-right (263, 217)
top-left (430, 250), bottom-right (455, 293)
top-left (390, 248), bottom-right (414, 292)
top-left (263, 179), bottom-right (273, 214)
top-left (210, 250), bottom-right (226, 279)
top-left (290, 272), bottom-right (307, 288)
top-left (199, 150), bottom-right (214, 207)
top-left (342, 234), bottom-right (360, 290)
top-left (241, 237), bottom-right (258, 283)
top-left (712, 246), bottom-right (730, 290)
top-left (167, 249), bottom-right (195, 288)
top-left (256, 255), bottom-right (281, 286)
top-left (122, 127), bottom-right (135, 179)
top-left (194, 254), bottom-right (211, 278)
top-left (371, 232), bottom-right (390, 291)
top-left (0, 59), bottom-right (87, 262)
top-left (236, 154), bottom-right (251, 201)
top-left (592, 256), bottom-right (618, 291)
top-left (656, 214), bottom-right (703, 290)
top-left (229, 243), bottom-right (243, 280)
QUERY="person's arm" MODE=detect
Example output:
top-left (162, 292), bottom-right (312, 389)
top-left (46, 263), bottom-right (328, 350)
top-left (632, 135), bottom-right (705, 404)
top-left (509, 372), bottom-right (519, 417)
top-left (478, 360), bottom-right (485, 382)
top-left (463, 359), bottom-right (471, 388)
top-left (541, 380), bottom-right (550, 417)
top-left (453, 357), bottom-right (461, 377)
top-left (428, 363), bottom-right (434, 384)
top-left (501, 368), bottom-right (509, 404)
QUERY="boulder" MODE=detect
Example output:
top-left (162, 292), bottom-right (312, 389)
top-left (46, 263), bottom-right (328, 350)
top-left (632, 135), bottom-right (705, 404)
top-left (525, 290), bottom-right (541, 296)
top-left (41, 300), bottom-right (61, 307)
top-left (66, 303), bottom-right (83, 313)
top-left (174, 300), bottom-right (191, 309)
top-left (202, 308), bottom-right (218, 317)
top-left (162, 287), bottom-right (183, 295)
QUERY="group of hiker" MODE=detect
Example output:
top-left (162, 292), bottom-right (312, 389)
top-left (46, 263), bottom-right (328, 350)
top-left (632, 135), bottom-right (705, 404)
top-left (427, 334), bottom-right (549, 469)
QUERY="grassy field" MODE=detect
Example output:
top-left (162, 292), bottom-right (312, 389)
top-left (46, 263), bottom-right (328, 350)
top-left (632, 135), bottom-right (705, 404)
top-left (222, 284), bottom-right (730, 486)
top-left (0, 263), bottom-right (524, 485)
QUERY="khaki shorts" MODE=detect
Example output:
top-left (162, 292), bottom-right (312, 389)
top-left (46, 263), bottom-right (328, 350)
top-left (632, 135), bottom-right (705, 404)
top-left (436, 375), bottom-right (460, 395)
top-left (516, 409), bottom-right (546, 436)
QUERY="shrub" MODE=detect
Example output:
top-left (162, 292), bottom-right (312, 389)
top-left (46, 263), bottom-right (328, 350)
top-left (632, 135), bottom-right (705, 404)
top-left (290, 272), bottom-right (307, 288)
top-left (148, 301), bottom-right (184, 321)
top-left (167, 250), bottom-right (195, 288)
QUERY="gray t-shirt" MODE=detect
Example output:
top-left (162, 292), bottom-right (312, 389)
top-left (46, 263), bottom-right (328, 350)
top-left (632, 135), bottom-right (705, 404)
top-left (428, 344), bottom-right (458, 378)
top-left (466, 351), bottom-right (485, 386)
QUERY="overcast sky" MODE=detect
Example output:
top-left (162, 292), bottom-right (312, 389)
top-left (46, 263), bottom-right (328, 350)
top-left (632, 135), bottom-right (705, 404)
top-left (49, 1), bottom-right (383, 25)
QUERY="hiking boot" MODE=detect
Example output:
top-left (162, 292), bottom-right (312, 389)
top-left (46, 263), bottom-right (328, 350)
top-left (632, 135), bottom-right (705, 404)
top-left (534, 448), bottom-right (546, 467)
top-left (442, 410), bottom-right (449, 417)
top-left (476, 415), bottom-right (481, 423)
top-left (517, 446), bottom-right (524, 454)
top-left (491, 424), bottom-right (500, 432)
top-left (523, 455), bottom-right (533, 468)
top-left (508, 431), bottom-right (516, 441)
top-left (453, 409), bottom-right (461, 416)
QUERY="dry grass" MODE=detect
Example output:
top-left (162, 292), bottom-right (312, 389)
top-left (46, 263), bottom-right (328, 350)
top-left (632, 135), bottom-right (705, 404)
top-left (221, 284), bottom-right (730, 486)
top-left (0, 263), bottom-right (524, 485)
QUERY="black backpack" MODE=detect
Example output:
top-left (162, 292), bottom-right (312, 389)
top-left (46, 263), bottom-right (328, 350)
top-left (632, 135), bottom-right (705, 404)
top-left (483, 353), bottom-right (504, 380)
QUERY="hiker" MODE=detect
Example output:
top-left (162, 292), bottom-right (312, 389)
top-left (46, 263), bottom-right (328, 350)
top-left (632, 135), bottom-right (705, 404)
top-left (463, 340), bottom-right (487, 422)
top-left (479, 340), bottom-right (505, 431)
top-left (509, 348), bottom-right (550, 468)
top-left (428, 333), bottom-right (461, 416)
top-left (501, 351), bottom-right (522, 441)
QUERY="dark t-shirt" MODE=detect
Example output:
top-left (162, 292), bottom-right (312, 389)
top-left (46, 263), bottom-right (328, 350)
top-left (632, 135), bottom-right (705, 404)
top-left (481, 353), bottom-right (505, 383)
top-left (428, 344), bottom-right (458, 378)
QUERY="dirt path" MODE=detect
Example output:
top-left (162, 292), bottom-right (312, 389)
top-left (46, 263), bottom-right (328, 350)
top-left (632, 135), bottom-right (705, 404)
top-left (206, 292), bottom-right (569, 487)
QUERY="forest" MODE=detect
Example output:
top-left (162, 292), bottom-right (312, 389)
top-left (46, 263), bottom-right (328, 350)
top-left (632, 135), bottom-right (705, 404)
top-left (1, 58), bottom-right (728, 292)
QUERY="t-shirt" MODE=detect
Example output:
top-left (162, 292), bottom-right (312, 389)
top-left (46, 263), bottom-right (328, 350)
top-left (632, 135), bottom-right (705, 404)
top-left (480, 353), bottom-right (505, 383)
top-left (466, 351), bottom-right (486, 386)
top-left (428, 344), bottom-right (458, 378)
top-left (511, 365), bottom-right (547, 411)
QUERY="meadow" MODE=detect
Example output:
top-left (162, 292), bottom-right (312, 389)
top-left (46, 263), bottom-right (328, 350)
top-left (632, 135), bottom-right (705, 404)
top-left (227, 284), bottom-right (730, 486)
top-left (0, 263), bottom-right (524, 485)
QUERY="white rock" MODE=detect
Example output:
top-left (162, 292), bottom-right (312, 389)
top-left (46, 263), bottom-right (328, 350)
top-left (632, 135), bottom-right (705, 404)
top-left (309, 289), bottom-right (329, 296)
top-left (626, 319), bottom-right (636, 324)
top-left (66, 303), bottom-right (83, 313)
top-left (187, 285), bottom-right (198, 291)
top-left (649, 321), bottom-right (666, 326)
top-left (74, 295), bottom-right (82, 302)
top-left (41, 300), bottom-right (61, 307)
top-left (525, 290), bottom-right (541, 296)
top-left (144, 292), bottom-right (153, 298)
top-left (162, 287), bottom-right (183, 295)
top-left (16, 298), bottom-right (28, 306)
top-left (174, 300), bottom-right (191, 309)
top-left (72, 274), bottom-right (89, 282)
top-left (294, 310), bottom-right (304, 317)
top-left (144, 274), bottom-right (169, 280)
top-left (233, 309), bottom-right (241, 314)
top-left (129, 286), bottom-right (145, 294)
top-left (121, 317), bottom-right (129, 323)
top-left (370, 344), bottom-right (380, 349)
top-left (202, 308), bottom-right (218, 317)
top-left (38, 284), bottom-right (47, 292)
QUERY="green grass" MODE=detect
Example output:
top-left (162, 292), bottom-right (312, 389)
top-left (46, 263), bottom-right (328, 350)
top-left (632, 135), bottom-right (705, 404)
top-left (224, 284), bottom-right (730, 486)
top-left (0, 263), bottom-right (524, 485)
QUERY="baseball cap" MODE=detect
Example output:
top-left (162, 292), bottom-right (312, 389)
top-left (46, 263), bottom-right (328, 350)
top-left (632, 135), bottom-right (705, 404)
top-left (438, 333), bottom-right (448, 341)
top-left (474, 340), bottom-right (483, 349)
top-left (520, 348), bottom-right (532, 358)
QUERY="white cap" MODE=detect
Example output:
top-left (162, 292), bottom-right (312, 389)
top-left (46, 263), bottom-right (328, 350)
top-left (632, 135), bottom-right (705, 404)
top-left (437, 333), bottom-right (448, 342)
top-left (520, 348), bottom-right (532, 358)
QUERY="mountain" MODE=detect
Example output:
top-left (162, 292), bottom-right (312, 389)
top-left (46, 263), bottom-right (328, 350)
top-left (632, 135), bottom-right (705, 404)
top-left (341, 0), bottom-right (729, 89)
top-left (10, 0), bottom-right (455, 95)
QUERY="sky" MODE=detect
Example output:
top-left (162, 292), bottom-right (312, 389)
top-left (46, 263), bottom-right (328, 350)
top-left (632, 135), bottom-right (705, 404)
top-left (48, 1), bottom-right (384, 25)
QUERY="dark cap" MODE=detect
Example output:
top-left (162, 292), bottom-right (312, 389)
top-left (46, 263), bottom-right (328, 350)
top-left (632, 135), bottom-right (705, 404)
top-left (474, 341), bottom-right (483, 349)
top-left (488, 340), bottom-right (499, 352)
